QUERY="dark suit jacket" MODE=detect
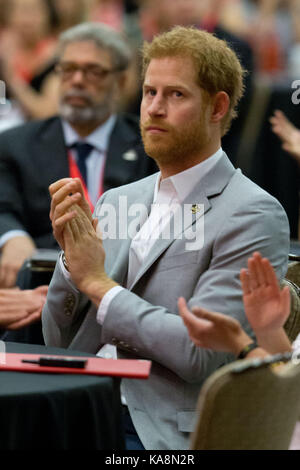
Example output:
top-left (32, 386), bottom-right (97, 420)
top-left (0, 114), bottom-right (157, 248)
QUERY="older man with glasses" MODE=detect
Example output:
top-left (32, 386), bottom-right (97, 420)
top-left (0, 22), bottom-right (157, 289)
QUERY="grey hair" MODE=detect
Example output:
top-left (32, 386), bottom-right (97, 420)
top-left (58, 22), bottom-right (132, 71)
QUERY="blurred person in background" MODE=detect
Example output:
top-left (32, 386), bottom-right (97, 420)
top-left (0, 285), bottom-right (48, 333)
top-left (218, 0), bottom-right (299, 79)
top-left (85, 0), bottom-right (143, 113)
top-left (270, 109), bottom-right (300, 240)
top-left (52, 0), bottom-right (87, 34)
top-left (87, 0), bottom-right (127, 31)
top-left (287, 0), bottom-right (300, 79)
top-left (0, 0), bottom-right (60, 125)
top-left (0, 0), bottom-right (8, 37)
top-left (270, 108), bottom-right (300, 166)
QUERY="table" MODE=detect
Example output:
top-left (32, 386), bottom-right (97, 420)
top-left (0, 342), bottom-right (125, 450)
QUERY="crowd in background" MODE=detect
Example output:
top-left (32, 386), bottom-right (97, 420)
top-left (0, 0), bottom-right (300, 124)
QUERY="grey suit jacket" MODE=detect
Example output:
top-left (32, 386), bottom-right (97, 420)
top-left (42, 153), bottom-right (290, 450)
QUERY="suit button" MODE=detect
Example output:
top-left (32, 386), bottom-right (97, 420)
top-left (64, 293), bottom-right (75, 315)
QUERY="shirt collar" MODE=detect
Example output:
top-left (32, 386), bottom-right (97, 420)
top-left (153, 147), bottom-right (223, 203)
top-left (61, 114), bottom-right (117, 153)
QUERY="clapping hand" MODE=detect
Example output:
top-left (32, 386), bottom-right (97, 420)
top-left (49, 177), bottom-right (93, 250)
top-left (178, 297), bottom-right (252, 355)
top-left (49, 178), bottom-right (117, 305)
top-left (270, 110), bottom-right (300, 164)
top-left (240, 251), bottom-right (290, 334)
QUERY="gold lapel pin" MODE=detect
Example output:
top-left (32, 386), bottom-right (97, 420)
top-left (191, 204), bottom-right (201, 214)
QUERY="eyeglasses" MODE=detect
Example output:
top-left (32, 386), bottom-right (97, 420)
top-left (55, 62), bottom-right (120, 82)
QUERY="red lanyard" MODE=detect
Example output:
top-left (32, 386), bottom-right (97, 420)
top-left (67, 150), bottom-right (103, 213)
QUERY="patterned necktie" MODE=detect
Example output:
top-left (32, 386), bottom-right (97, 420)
top-left (71, 142), bottom-right (93, 186)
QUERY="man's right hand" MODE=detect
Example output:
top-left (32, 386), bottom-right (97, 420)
top-left (0, 236), bottom-right (36, 288)
top-left (49, 177), bottom-right (93, 250)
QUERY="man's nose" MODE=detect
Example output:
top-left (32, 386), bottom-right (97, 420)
top-left (147, 95), bottom-right (166, 117)
top-left (70, 69), bottom-right (86, 85)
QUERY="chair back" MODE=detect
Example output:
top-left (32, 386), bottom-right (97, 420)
top-left (283, 256), bottom-right (300, 343)
top-left (190, 355), bottom-right (300, 450)
top-left (282, 278), bottom-right (300, 343)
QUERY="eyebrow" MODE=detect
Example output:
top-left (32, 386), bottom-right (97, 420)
top-left (60, 61), bottom-right (108, 68)
top-left (143, 84), bottom-right (190, 92)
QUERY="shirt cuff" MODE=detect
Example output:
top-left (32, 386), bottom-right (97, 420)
top-left (58, 253), bottom-right (79, 293)
top-left (0, 230), bottom-right (31, 248)
top-left (97, 286), bottom-right (124, 325)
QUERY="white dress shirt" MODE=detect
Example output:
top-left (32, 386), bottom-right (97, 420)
top-left (0, 115), bottom-right (117, 247)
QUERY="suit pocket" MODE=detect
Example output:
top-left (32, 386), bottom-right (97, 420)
top-left (155, 251), bottom-right (199, 273)
top-left (177, 410), bottom-right (197, 433)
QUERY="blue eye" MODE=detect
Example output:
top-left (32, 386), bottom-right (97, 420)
top-left (144, 88), bottom-right (156, 97)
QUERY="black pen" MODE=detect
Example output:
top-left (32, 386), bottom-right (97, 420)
top-left (21, 356), bottom-right (87, 368)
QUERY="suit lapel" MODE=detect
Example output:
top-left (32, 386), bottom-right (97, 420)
top-left (103, 116), bottom-right (141, 191)
top-left (32, 117), bottom-right (69, 186)
top-left (129, 153), bottom-right (236, 290)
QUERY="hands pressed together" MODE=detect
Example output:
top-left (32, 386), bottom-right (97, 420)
top-left (0, 285), bottom-right (48, 330)
top-left (49, 177), bottom-right (117, 306)
top-left (179, 252), bottom-right (292, 357)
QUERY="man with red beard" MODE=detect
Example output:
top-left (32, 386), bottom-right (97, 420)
top-left (43, 26), bottom-right (289, 450)
top-left (0, 22), bottom-right (156, 288)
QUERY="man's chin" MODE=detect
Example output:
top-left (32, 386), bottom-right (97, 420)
top-left (144, 143), bottom-right (175, 164)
